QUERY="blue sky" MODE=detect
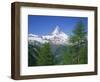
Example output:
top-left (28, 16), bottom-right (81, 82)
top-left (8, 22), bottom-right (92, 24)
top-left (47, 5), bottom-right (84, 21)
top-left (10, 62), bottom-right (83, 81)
top-left (28, 15), bottom-right (88, 36)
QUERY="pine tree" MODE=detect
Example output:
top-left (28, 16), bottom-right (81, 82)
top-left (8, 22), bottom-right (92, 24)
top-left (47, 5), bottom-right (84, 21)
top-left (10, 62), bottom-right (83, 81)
top-left (28, 43), bottom-right (40, 66)
top-left (62, 45), bottom-right (73, 64)
top-left (70, 19), bottom-right (87, 64)
top-left (36, 43), bottom-right (54, 66)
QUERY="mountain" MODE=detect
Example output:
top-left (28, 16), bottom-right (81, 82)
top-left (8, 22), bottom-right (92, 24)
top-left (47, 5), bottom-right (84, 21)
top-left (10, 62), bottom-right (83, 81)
top-left (28, 26), bottom-right (69, 45)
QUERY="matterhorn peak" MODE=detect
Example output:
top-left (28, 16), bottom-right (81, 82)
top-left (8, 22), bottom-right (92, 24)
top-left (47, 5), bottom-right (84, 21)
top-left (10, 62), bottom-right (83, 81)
top-left (51, 25), bottom-right (61, 35)
top-left (28, 25), bottom-right (69, 45)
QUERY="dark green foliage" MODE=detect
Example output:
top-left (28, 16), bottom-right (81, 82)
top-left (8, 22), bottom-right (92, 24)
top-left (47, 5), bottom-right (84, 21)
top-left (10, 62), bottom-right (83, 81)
top-left (36, 43), bottom-right (54, 65)
top-left (28, 42), bottom-right (54, 66)
top-left (28, 44), bottom-right (40, 66)
top-left (69, 20), bottom-right (87, 64)
top-left (61, 19), bottom-right (87, 65)
top-left (78, 46), bottom-right (87, 64)
top-left (62, 46), bottom-right (72, 64)
top-left (53, 45), bottom-right (67, 65)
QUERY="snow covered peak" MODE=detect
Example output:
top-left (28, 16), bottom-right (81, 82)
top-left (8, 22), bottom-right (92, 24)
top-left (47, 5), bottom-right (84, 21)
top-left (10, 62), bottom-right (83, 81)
top-left (28, 33), bottom-right (38, 37)
top-left (28, 26), bottom-right (69, 45)
top-left (52, 26), bottom-right (61, 35)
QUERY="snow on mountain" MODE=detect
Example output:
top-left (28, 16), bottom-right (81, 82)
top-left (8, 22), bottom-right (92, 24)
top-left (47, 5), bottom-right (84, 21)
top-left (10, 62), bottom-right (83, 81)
top-left (51, 26), bottom-right (60, 35)
top-left (29, 35), bottom-right (48, 44)
top-left (28, 26), bottom-right (69, 45)
top-left (28, 33), bottom-right (38, 37)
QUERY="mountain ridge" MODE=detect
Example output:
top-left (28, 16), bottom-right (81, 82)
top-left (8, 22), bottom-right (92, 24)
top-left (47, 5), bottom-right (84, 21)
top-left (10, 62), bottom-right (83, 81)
top-left (28, 26), bottom-right (69, 45)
